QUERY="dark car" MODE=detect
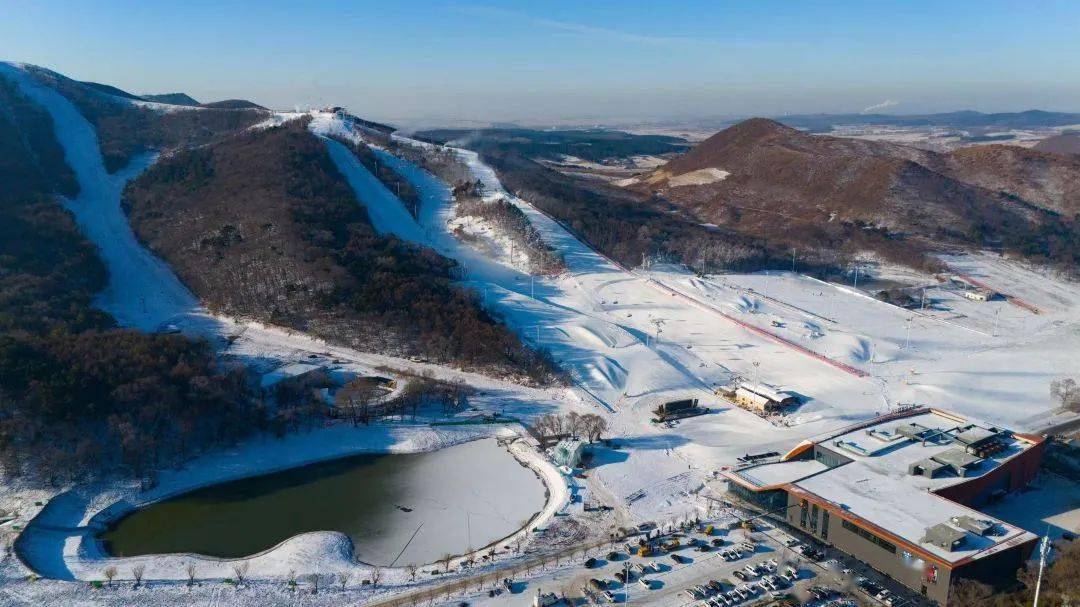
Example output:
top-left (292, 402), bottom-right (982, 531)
top-left (584, 557), bottom-right (598, 568)
top-left (733, 570), bottom-right (749, 581)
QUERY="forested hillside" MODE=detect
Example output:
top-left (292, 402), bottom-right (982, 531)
top-left (124, 118), bottom-right (556, 380)
top-left (480, 148), bottom-right (785, 272)
top-left (0, 73), bottom-right (256, 483)
top-left (641, 118), bottom-right (1080, 274)
top-left (24, 65), bottom-right (267, 173)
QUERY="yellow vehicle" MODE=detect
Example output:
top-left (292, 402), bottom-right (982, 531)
top-left (704, 524), bottom-right (714, 536)
top-left (637, 546), bottom-right (652, 557)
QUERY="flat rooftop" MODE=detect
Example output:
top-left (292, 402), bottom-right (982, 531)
top-left (724, 409), bottom-right (1042, 566)
top-left (733, 459), bottom-right (830, 489)
top-left (792, 459), bottom-right (1036, 565)
top-left (821, 410), bottom-right (1029, 492)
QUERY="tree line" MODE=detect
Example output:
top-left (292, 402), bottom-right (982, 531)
top-left (0, 75), bottom-right (254, 482)
top-left (453, 181), bottom-right (567, 276)
top-left (528, 411), bottom-right (609, 448)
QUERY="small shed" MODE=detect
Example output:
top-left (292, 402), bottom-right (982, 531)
top-left (552, 439), bottom-right (585, 469)
top-left (260, 363), bottom-right (330, 390)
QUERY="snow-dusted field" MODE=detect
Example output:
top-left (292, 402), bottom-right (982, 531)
top-left (3, 91), bottom-right (1078, 606)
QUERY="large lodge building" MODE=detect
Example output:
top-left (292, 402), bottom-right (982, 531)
top-left (722, 407), bottom-right (1045, 606)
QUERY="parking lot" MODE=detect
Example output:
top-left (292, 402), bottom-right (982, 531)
top-left (538, 519), bottom-right (845, 607)
top-left (469, 505), bottom-right (930, 607)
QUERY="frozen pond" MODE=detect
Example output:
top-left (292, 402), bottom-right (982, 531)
top-left (99, 439), bottom-right (547, 566)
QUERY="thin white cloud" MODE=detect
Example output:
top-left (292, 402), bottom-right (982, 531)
top-left (452, 5), bottom-right (709, 47)
top-left (861, 99), bottom-right (899, 114)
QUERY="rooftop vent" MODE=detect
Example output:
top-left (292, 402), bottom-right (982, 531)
top-left (950, 515), bottom-right (994, 536)
top-left (921, 523), bottom-right (967, 551)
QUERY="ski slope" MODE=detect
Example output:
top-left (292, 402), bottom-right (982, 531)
top-left (5, 78), bottom-right (1077, 602)
top-left (313, 118), bottom-right (917, 522)
top-left (0, 72), bottom-right (576, 588)
top-left (0, 63), bottom-right (210, 334)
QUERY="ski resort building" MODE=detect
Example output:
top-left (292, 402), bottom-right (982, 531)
top-left (726, 382), bottom-right (799, 413)
top-left (722, 407), bottom-right (1045, 606)
top-left (551, 439), bottom-right (585, 469)
top-left (961, 289), bottom-right (995, 302)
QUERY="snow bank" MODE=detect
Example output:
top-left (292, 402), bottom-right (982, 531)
top-left (667, 167), bottom-right (730, 186)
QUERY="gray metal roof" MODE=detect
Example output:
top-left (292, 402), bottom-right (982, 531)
top-left (932, 448), bottom-right (984, 470)
top-left (953, 426), bottom-right (999, 446)
top-left (921, 523), bottom-right (968, 550)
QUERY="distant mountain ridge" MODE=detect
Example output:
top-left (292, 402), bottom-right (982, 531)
top-left (142, 92), bottom-right (201, 106)
top-left (773, 109), bottom-right (1080, 132)
top-left (640, 118), bottom-right (1080, 272)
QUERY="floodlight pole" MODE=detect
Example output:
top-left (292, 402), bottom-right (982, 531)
top-left (1032, 534), bottom-right (1049, 607)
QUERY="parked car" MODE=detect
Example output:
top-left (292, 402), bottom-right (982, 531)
top-left (733, 570), bottom-right (748, 582)
top-left (584, 557), bottom-right (598, 568)
top-left (638, 578), bottom-right (651, 590)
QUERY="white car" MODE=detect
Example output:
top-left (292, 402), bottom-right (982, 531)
top-left (638, 578), bottom-right (651, 589)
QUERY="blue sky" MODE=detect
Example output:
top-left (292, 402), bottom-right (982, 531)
top-left (3, 0), bottom-right (1079, 124)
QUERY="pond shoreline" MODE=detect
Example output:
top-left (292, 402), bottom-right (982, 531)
top-left (15, 421), bottom-right (567, 582)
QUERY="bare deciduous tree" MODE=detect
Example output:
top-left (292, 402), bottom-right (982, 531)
top-left (103, 565), bottom-right (118, 588)
top-left (406, 563), bottom-right (418, 582)
top-left (308, 572), bottom-right (321, 594)
top-left (232, 561), bottom-right (249, 584)
top-left (185, 563), bottom-right (197, 588)
top-left (131, 564), bottom-right (145, 587)
top-left (1051, 378), bottom-right (1080, 412)
top-left (370, 566), bottom-right (382, 587)
top-left (336, 570), bottom-right (351, 591)
top-left (581, 413), bottom-right (608, 443)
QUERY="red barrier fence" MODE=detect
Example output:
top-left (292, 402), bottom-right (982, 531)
top-left (956, 274), bottom-right (1041, 315)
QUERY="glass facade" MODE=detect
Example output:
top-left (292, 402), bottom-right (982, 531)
top-left (841, 519), bottom-right (897, 554)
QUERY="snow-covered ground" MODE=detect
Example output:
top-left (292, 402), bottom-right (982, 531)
top-left (0, 74), bottom-right (573, 595)
top-left (316, 115), bottom-right (1080, 508)
top-left (4, 86), bottom-right (1079, 605)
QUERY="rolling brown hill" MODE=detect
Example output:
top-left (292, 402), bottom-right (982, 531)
top-left (1034, 131), bottom-right (1080, 157)
top-left (124, 118), bottom-right (556, 380)
top-left (638, 118), bottom-right (1080, 271)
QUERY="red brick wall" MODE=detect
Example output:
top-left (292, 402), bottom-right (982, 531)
top-left (933, 439), bottom-right (1046, 506)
